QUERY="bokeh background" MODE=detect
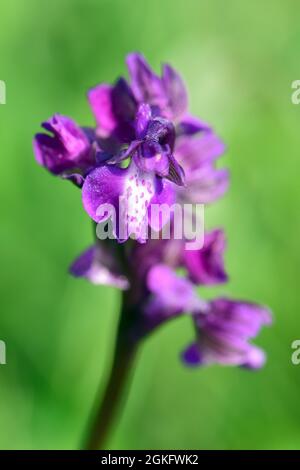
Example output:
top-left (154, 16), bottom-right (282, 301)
top-left (0, 0), bottom-right (299, 450)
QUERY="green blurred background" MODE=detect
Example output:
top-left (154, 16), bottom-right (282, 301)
top-left (0, 0), bottom-right (299, 450)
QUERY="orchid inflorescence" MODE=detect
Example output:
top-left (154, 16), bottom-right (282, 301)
top-left (33, 53), bottom-right (271, 370)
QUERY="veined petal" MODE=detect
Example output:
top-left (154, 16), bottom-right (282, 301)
top-left (166, 153), bottom-right (185, 186)
top-left (126, 53), bottom-right (166, 108)
top-left (162, 63), bottom-right (188, 120)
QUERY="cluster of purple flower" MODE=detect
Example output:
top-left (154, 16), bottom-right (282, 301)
top-left (34, 53), bottom-right (271, 368)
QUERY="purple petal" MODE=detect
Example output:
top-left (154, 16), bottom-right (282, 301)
top-left (178, 165), bottom-right (229, 204)
top-left (146, 264), bottom-right (204, 316)
top-left (145, 117), bottom-right (175, 150)
top-left (147, 178), bottom-right (176, 232)
top-left (134, 142), bottom-right (170, 176)
top-left (82, 161), bottom-right (170, 242)
top-left (61, 172), bottom-right (85, 187)
top-left (166, 153), bottom-right (185, 186)
top-left (187, 298), bottom-right (272, 368)
top-left (207, 298), bottom-right (272, 338)
top-left (82, 165), bottom-right (124, 223)
top-left (70, 244), bottom-right (129, 289)
top-left (88, 79), bottom-right (136, 142)
top-left (135, 103), bottom-right (152, 138)
top-left (126, 53), bottom-right (166, 108)
top-left (175, 131), bottom-right (226, 170)
top-left (242, 346), bottom-right (266, 369)
top-left (88, 83), bottom-right (115, 135)
top-left (183, 229), bottom-right (228, 285)
top-left (33, 114), bottom-right (91, 175)
top-left (162, 63), bottom-right (188, 120)
top-left (111, 78), bottom-right (137, 121)
top-left (177, 115), bottom-right (211, 136)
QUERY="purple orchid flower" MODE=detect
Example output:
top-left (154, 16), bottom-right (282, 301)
top-left (87, 52), bottom-right (188, 144)
top-left (33, 53), bottom-right (273, 448)
top-left (33, 114), bottom-right (94, 186)
top-left (33, 53), bottom-right (272, 379)
top-left (81, 102), bottom-right (186, 241)
top-left (182, 299), bottom-right (272, 369)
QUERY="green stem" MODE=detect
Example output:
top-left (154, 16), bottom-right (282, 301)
top-left (83, 292), bottom-right (138, 450)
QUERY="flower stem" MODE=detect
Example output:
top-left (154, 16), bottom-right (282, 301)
top-left (83, 292), bottom-right (138, 450)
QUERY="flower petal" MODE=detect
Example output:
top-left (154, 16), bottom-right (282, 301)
top-left (147, 177), bottom-right (176, 232)
top-left (146, 264), bottom-right (204, 317)
top-left (175, 131), bottom-right (226, 170)
top-left (70, 244), bottom-right (129, 289)
top-left (185, 298), bottom-right (272, 368)
top-left (166, 153), bottom-right (185, 186)
top-left (88, 78), bottom-right (136, 142)
top-left (134, 142), bottom-right (170, 176)
top-left (82, 165), bottom-right (124, 223)
top-left (61, 172), bottom-right (85, 187)
top-left (162, 63), bottom-right (188, 120)
top-left (126, 53), bottom-right (166, 108)
top-left (179, 165), bottom-right (229, 204)
top-left (82, 162), bottom-right (171, 242)
top-left (145, 117), bottom-right (175, 149)
top-left (183, 229), bottom-right (228, 285)
top-left (177, 115), bottom-right (211, 136)
top-left (135, 103), bottom-right (152, 138)
top-left (242, 346), bottom-right (266, 369)
top-left (88, 84), bottom-right (115, 135)
top-left (33, 114), bottom-right (91, 176)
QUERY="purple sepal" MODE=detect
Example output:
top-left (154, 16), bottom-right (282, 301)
top-left (88, 78), bottom-right (136, 142)
top-left (126, 53), bottom-right (166, 109)
top-left (183, 229), bottom-right (228, 285)
top-left (126, 53), bottom-right (188, 121)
